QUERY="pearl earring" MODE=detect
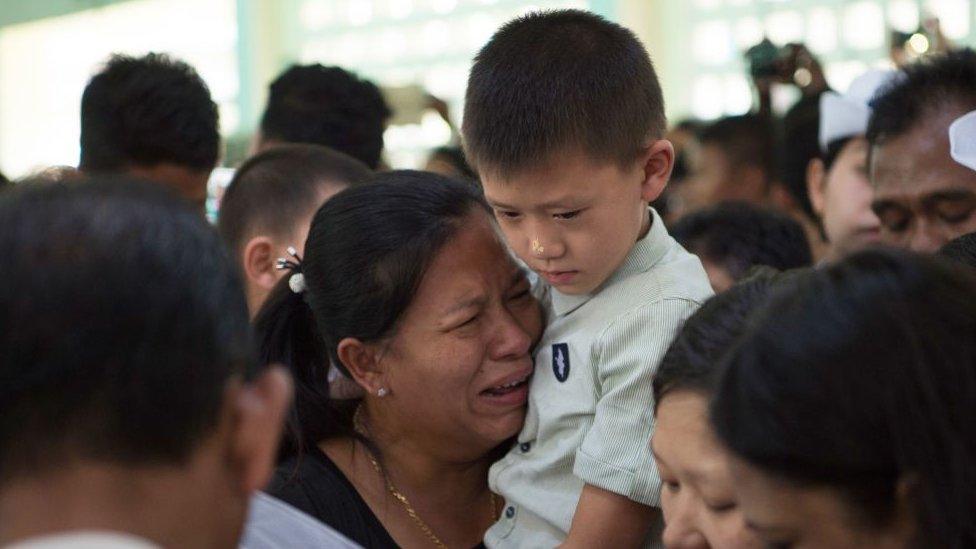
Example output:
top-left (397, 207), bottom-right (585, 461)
top-left (377, 388), bottom-right (388, 397)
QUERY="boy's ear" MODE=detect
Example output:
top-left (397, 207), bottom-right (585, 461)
top-left (337, 338), bottom-right (387, 397)
top-left (229, 366), bottom-right (293, 494)
top-left (806, 158), bottom-right (827, 217)
top-left (639, 139), bottom-right (676, 203)
top-left (243, 236), bottom-right (280, 292)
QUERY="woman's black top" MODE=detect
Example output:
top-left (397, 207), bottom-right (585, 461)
top-left (267, 447), bottom-right (399, 548)
top-left (266, 447), bottom-right (489, 549)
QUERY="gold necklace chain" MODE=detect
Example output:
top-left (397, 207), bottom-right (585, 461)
top-left (354, 407), bottom-right (498, 549)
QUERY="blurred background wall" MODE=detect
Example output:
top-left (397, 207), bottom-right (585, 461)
top-left (1, 0), bottom-right (972, 178)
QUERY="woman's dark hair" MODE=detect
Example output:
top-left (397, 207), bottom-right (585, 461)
top-left (822, 136), bottom-right (855, 171)
top-left (254, 170), bottom-right (490, 456)
top-left (652, 268), bottom-right (789, 413)
top-left (711, 249), bottom-right (976, 546)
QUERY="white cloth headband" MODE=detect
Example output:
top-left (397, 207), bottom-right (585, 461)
top-left (950, 110), bottom-right (976, 172)
top-left (819, 69), bottom-right (897, 151)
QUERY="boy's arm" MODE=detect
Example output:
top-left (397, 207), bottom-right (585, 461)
top-left (569, 298), bottom-right (700, 544)
top-left (561, 484), bottom-right (658, 548)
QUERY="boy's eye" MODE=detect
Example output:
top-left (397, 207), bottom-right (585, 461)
top-left (495, 209), bottom-right (521, 219)
top-left (553, 209), bottom-right (581, 220)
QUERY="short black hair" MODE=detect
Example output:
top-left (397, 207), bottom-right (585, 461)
top-left (867, 48), bottom-right (976, 146)
top-left (260, 64), bottom-right (391, 170)
top-left (0, 177), bottom-right (252, 483)
top-left (80, 53), bottom-right (219, 173)
top-left (218, 144), bottom-right (372, 258)
top-left (697, 114), bottom-right (776, 185)
top-left (462, 9), bottom-right (665, 177)
top-left (940, 231), bottom-right (976, 269)
top-left (653, 269), bottom-right (785, 413)
top-left (671, 201), bottom-right (813, 281)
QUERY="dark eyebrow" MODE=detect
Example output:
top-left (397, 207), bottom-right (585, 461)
top-left (443, 295), bottom-right (486, 317)
top-left (921, 189), bottom-right (976, 208)
top-left (871, 198), bottom-right (909, 214)
top-left (486, 197), bottom-right (584, 211)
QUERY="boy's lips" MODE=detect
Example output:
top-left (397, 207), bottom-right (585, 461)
top-left (539, 270), bottom-right (578, 285)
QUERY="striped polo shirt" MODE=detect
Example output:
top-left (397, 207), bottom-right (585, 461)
top-left (485, 208), bottom-right (713, 548)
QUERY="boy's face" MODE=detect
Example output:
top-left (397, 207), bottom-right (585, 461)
top-left (482, 150), bottom-right (661, 295)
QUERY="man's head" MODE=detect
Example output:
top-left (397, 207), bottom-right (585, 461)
top-left (80, 53), bottom-right (220, 212)
top-left (867, 48), bottom-right (976, 253)
top-left (688, 114), bottom-right (775, 210)
top-left (256, 64), bottom-right (391, 169)
top-left (462, 9), bottom-right (673, 295)
top-left (0, 178), bottom-right (289, 547)
top-left (218, 144), bottom-right (372, 314)
top-left (671, 201), bottom-right (813, 292)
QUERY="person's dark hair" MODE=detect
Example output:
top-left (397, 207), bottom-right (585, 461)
top-left (779, 95), bottom-right (823, 220)
top-left (462, 9), bottom-right (665, 177)
top-left (428, 146), bottom-right (478, 181)
top-left (867, 48), bottom-right (976, 146)
top-left (0, 169), bottom-right (8, 189)
top-left (0, 177), bottom-right (252, 483)
top-left (260, 64), bottom-right (391, 170)
top-left (218, 144), bottom-right (372, 258)
top-left (671, 201), bottom-right (813, 282)
top-left (697, 114), bottom-right (776, 187)
top-left (653, 268), bottom-right (786, 413)
top-left (80, 53), bottom-right (219, 173)
top-left (822, 136), bottom-right (856, 171)
top-left (712, 249), bottom-right (976, 546)
top-left (253, 171), bottom-right (490, 456)
top-left (939, 231), bottom-right (976, 269)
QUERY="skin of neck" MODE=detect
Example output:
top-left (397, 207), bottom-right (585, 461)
top-left (0, 441), bottom-right (244, 549)
top-left (359, 400), bottom-right (497, 506)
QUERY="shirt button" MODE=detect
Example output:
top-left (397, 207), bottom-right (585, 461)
top-left (519, 442), bottom-right (531, 453)
top-left (505, 506), bottom-right (515, 519)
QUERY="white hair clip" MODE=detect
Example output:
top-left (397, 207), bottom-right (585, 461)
top-left (275, 246), bottom-right (306, 294)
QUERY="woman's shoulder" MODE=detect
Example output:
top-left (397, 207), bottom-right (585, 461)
top-left (266, 444), bottom-right (398, 549)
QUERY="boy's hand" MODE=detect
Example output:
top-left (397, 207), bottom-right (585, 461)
top-left (559, 483), bottom-right (659, 549)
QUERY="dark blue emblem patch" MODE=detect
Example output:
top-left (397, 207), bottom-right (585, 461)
top-left (552, 343), bottom-right (570, 382)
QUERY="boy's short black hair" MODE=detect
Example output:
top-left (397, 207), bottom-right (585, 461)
top-left (671, 201), bottom-right (813, 281)
top-left (260, 64), bottom-right (391, 170)
top-left (462, 9), bottom-right (665, 177)
top-left (0, 177), bottom-right (252, 483)
top-left (867, 48), bottom-right (976, 146)
top-left (940, 231), bottom-right (976, 269)
top-left (697, 114), bottom-right (775, 185)
top-left (80, 53), bottom-right (220, 173)
top-left (218, 144), bottom-right (372, 257)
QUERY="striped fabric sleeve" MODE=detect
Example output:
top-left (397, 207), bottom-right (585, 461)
top-left (573, 298), bottom-right (700, 506)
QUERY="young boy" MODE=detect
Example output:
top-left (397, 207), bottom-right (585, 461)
top-left (217, 144), bottom-right (371, 316)
top-left (462, 10), bottom-right (713, 547)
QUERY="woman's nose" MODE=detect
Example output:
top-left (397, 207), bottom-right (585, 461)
top-left (489, 309), bottom-right (534, 361)
top-left (662, 497), bottom-right (709, 549)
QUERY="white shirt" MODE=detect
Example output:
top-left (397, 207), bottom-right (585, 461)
top-left (486, 209), bottom-right (713, 548)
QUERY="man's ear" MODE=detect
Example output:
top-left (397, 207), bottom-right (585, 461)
top-left (639, 138), bottom-right (676, 203)
top-left (806, 157), bottom-right (827, 217)
top-left (230, 366), bottom-right (292, 494)
top-left (243, 237), bottom-right (279, 292)
top-left (337, 338), bottom-right (387, 397)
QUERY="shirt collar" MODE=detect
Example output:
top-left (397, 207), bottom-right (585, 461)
top-left (550, 208), bottom-right (671, 317)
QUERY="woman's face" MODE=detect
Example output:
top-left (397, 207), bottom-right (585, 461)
top-left (653, 390), bottom-right (761, 549)
top-left (379, 211), bottom-right (543, 454)
top-left (811, 138), bottom-right (882, 257)
top-left (728, 458), bottom-right (912, 549)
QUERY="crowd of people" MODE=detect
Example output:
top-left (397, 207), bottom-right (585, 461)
top-left (1, 7), bottom-right (975, 549)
